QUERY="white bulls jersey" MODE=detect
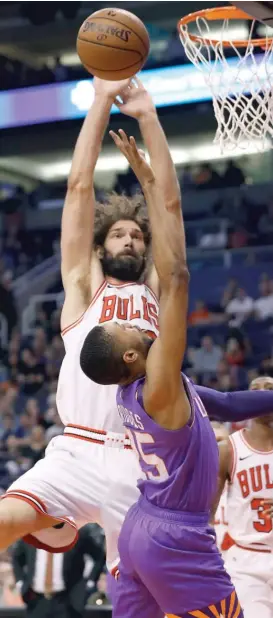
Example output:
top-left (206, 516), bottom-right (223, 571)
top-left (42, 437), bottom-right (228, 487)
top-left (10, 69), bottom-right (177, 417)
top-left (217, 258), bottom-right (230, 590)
top-left (56, 281), bottom-right (159, 432)
top-left (227, 428), bottom-right (273, 550)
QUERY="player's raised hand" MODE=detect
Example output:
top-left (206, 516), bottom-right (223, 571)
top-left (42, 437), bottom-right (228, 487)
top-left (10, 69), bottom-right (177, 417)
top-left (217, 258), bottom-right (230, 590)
top-left (93, 77), bottom-right (133, 102)
top-left (114, 77), bottom-right (155, 119)
top-left (110, 129), bottom-right (155, 189)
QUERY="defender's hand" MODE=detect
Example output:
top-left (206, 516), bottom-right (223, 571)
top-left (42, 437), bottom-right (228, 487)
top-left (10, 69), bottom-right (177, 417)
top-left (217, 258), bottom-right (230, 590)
top-left (110, 129), bottom-right (155, 189)
top-left (114, 77), bottom-right (156, 119)
top-left (262, 499), bottom-right (273, 519)
top-left (93, 77), bottom-right (133, 102)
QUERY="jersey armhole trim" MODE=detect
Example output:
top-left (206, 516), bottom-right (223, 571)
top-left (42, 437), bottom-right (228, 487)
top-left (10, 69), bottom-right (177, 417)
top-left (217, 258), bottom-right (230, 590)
top-left (144, 283), bottom-right (159, 306)
top-left (61, 280), bottom-right (107, 337)
top-left (229, 435), bottom-right (237, 483)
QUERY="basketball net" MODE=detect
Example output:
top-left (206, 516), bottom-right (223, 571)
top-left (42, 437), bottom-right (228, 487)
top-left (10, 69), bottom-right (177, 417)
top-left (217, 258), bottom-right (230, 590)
top-left (178, 7), bottom-right (273, 152)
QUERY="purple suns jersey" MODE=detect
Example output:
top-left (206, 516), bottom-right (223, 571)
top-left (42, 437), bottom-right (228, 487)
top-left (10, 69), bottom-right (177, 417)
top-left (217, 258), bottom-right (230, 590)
top-left (117, 374), bottom-right (219, 511)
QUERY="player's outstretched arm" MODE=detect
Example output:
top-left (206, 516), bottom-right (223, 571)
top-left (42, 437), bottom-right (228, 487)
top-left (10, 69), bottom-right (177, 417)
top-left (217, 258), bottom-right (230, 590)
top-left (115, 77), bottom-right (181, 295)
top-left (61, 77), bottom-right (132, 332)
top-left (195, 385), bottom-right (273, 422)
top-left (142, 194), bottom-right (190, 429)
top-left (110, 130), bottom-right (189, 428)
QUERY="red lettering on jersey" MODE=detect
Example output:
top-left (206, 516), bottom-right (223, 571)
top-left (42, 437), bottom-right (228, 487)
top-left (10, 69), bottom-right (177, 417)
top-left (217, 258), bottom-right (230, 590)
top-left (116, 298), bottom-right (129, 320)
top-left (141, 296), bottom-right (152, 324)
top-left (99, 295), bottom-right (117, 323)
top-left (129, 295), bottom-right (140, 319)
top-left (148, 302), bottom-right (159, 330)
top-left (237, 469), bottom-right (250, 498)
top-left (264, 463), bottom-right (273, 489)
top-left (249, 465), bottom-right (262, 492)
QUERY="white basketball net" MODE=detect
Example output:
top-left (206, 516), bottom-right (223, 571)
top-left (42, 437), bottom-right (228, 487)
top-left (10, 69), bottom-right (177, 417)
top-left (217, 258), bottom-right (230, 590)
top-left (178, 17), bottom-right (273, 151)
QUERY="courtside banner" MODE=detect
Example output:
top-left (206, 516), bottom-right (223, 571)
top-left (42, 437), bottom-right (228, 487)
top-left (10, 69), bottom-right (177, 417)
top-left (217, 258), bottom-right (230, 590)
top-left (0, 55), bottom-right (266, 129)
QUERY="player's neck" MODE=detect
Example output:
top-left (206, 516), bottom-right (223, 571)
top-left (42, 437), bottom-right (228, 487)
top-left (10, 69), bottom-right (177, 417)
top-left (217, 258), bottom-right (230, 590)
top-left (244, 424), bottom-right (273, 451)
top-left (105, 275), bottom-right (136, 286)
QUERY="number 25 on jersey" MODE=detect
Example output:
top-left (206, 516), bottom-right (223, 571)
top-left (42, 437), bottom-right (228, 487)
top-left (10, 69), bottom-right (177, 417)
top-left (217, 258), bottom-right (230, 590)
top-left (127, 430), bottom-right (168, 482)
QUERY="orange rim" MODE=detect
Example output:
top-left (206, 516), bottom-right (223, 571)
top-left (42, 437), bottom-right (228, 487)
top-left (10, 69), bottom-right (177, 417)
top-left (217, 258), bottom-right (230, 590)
top-left (178, 5), bottom-right (273, 48)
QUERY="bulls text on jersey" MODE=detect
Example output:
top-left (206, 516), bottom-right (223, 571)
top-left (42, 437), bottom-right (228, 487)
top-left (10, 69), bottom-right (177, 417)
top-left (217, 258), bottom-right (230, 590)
top-left (99, 294), bottom-right (159, 332)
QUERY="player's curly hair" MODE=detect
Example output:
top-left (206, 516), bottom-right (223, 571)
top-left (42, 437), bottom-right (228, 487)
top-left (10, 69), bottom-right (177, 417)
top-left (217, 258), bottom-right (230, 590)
top-left (94, 193), bottom-right (151, 249)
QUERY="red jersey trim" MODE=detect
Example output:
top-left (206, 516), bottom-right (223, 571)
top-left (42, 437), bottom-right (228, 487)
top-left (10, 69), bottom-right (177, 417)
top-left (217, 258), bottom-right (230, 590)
top-left (144, 283), bottom-right (159, 306)
top-left (2, 490), bottom-right (78, 553)
top-left (240, 428), bottom-right (273, 455)
top-left (61, 280), bottom-right (107, 337)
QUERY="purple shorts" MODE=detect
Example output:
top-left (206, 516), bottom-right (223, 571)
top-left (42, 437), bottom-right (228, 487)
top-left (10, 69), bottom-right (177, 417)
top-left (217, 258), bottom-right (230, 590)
top-left (113, 497), bottom-right (242, 618)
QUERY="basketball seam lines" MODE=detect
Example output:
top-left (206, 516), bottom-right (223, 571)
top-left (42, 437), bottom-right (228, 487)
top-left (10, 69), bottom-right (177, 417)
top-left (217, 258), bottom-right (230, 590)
top-left (78, 37), bottom-right (142, 59)
top-left (79, 42), bottom-right (144, 72)
top-left (83, 15), bottom-right (149, 53)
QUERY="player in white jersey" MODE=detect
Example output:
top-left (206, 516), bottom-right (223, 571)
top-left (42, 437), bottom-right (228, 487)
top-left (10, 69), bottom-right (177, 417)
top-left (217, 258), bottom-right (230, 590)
top-left (213, 376), bottom-right (273, 618)
top-left (0, 76), bottom-right (180, 574)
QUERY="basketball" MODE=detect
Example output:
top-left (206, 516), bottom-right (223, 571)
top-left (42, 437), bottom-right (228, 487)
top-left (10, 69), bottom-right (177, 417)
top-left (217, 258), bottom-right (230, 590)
top-left (231, 2), bottom-right (273, 27)
top-left (76, 8), bottom-right (150, 80)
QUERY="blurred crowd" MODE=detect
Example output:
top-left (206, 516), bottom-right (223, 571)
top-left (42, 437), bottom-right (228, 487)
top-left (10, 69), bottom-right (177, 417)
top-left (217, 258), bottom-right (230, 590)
top-left (185, 273), bottom-right (273, 391)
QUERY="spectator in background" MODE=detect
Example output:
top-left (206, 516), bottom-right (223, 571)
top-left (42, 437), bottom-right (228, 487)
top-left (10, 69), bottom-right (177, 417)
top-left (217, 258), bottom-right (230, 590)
top-left (12, 524), bottom-right (105, 618)
top-left (24, 398), bottom-right (40, 424)
top-left (17, 348), bottom-right (46, 397)
top-left (223, 160), bottom-right (245, 187)
top-left (46, 335), bottom-right (65, 380)
top-left (229, 225), bottom-right (248, 249)
top-left (221, 278), bottom-right (238, 309)
top-left (262, 346), bottom-right (273, 377)
top-left (44, 407), bottom-right (63, 444)
top-left (0, 414), bottom-right (16, 450)
top-left (254, 278), bottom-right (273, 320)
top-left (258, 202), bottom-right (273, 244)
top-left (225, 337), bottom-right (245, 367)
top-left (188, 300), bottom-right (210, 326)
top-left (32, 327), bottom-right (47, 364)
top-left (195, 164), bottom-right (221, 190)
top-left (0, 271), bottom-right (18, 338)
top-left (14, 412), bottom-right (38, 445)
top-left (225, 287), bottom-right (254, 326)
top-left (191, 335), bottom-right (223, 379)
top-left (180, 166), bottom-right (194, 191)
top-left (19, 425), bottom-right (46, 467)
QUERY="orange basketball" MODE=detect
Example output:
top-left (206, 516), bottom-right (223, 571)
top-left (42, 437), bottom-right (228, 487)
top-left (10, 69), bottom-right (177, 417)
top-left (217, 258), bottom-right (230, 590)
top-left (77, 8), bottom-right (150, 80)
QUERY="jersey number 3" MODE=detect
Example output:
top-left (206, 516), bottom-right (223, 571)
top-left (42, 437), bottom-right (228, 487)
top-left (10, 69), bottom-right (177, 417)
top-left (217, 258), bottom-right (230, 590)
top-left (127, 430), bottom-right (168, 481)
top-left (251, 498), bottom-right (273, 533)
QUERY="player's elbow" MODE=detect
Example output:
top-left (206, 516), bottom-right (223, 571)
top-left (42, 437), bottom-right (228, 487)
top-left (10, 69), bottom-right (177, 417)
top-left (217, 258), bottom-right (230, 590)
top-left (67, 173), bottom-right (93, 193)
top-left (171, 264), bottom-right (190, 288)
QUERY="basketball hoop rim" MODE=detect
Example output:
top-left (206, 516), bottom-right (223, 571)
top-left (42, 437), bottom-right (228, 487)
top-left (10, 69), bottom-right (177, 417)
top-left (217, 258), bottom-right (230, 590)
top-left (178, 5), bottom-right (273, 48)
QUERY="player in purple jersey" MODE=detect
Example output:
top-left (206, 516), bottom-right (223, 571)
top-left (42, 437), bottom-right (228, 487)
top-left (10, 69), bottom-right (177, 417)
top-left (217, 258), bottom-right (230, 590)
top-left (80, 132), bottom-right (244, 618)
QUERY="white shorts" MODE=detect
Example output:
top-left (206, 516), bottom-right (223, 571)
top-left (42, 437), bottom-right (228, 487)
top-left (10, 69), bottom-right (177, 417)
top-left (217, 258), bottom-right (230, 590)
top-left (225, 544), bottom-right (273, 618)
top-left (3, 427), bottom-right (142, 571)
